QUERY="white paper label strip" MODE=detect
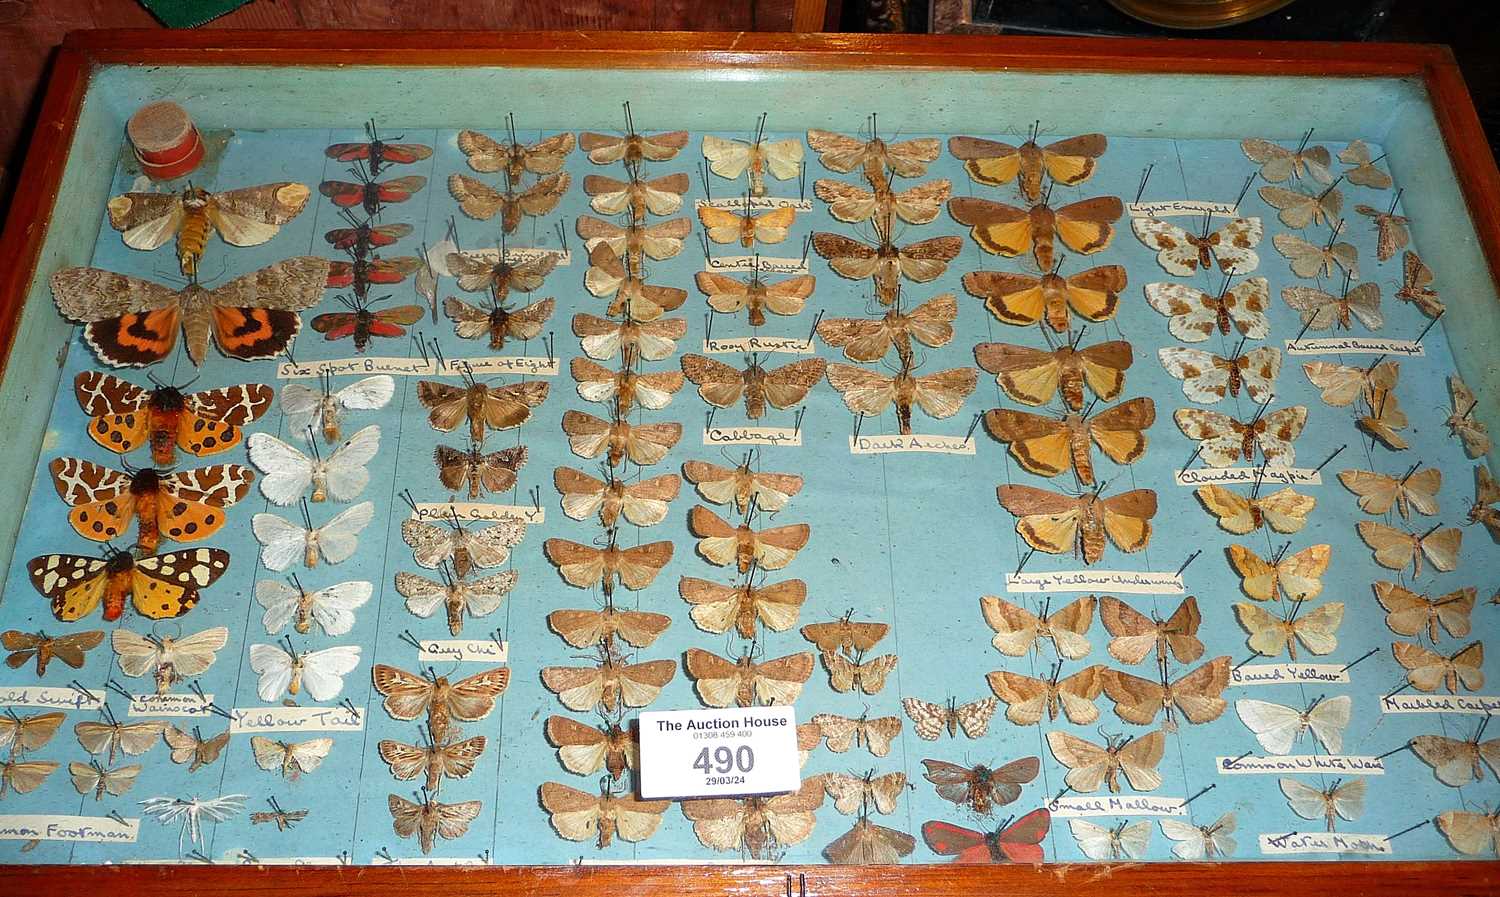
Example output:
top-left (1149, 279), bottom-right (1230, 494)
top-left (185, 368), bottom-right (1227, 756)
top-left (1127, 200), bottom-right (1239, 218)
top-left (705, 256), bottom-right (809, 275)
top-left (229, 706), bottom-right (364, 734)
top-left (457, 247), bottom-right (571, 266)
top-left (0, 815), bottom-right (138, 843)
top-left (436, 356), bottom-right (559, 377)
top-left (696, 198), bottom-right (814, 212)
top-left (1285, 338), bottom-right (1424, 356)
top-left (1380, 693), bottom-right (1500, 714)
top-left (412, 502), bottom-right (545, 525)
top-left (578, 858), bottom-right (762, 866)
top-left (376, 857), bottom-right (490, 866)
top-left (1174, 467), bottom-right (1321, 486)
top-left (128, 693), bottom-right (217, 717)
top-left (1217, 755), bottom-right (1385, 775)
top-left (1049, 796), bottom-right (1186, 818)
top-left (1007, 570), bottom-right (1185, 595)
top-left (277, 357), bottom-right (434, 379)
top-left (1259, 833), bottom-right (1390, 855)
top-left (703, 427), bottom-right (802, 447)
top-left (703, 336), bottom-right (814, 355)
top-left (848, 434), bottom-right (976, 455)
top-left (1231, 664), bottom-right (1350, 686)
top-left (0, 685), bottom-right (102, 711)
top-left (417, 640), bottom-right (509, 663)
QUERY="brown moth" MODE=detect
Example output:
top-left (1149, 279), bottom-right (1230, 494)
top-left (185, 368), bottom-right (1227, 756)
top-left (570, 357), bottom-right (685, 416)
top-left (448, 172), bottom-right (570, 232)
top-left (688, 505), bottom-right (810, 572)
top-left (948, 195), bottom-right (1123, 271)
top-left (974, 340), bottom-right (1132, 412)
top-left (680, 778), bottom-right (825, 859)
top-left (544, 715), bottom-right (638, 781)
top-left (964, 265), bottom-right (1127, 333)
top-left (681, 354), bottom-right (827, 419)
top-left (583, 172), bottom-right (690, 221)
top-left (682, 457), bottom-right (804, 514)
top-left (680, 575), bottom-right (808, 639)
top-left (695, 269), bottom-right (816, 327)
top-left (817, 293), bottom-right (956, 365)
top-left (540, 780), bottom-right (670, 848)
top-left (417, 377), bottom-right (549, 443)
top-left (554, 467), bottom-right (681, 528)
top-left (984, 397), bottom-right (1154, 485)
top-left (107, 182), bottom-right (311, 276)
top-left (457, 128), bottom-right (576, 183)
top-left (388, 792), bottom-right (482, 855)
top-left (949, 131), bottom-right (1107, 202)
top-left (543, 535), bottom-right (674, 597)
top-left (541, 643), bottom-right (678, 713)
top-left (377, 731), bottom-right (487, 792)
top-left (1100, 657), bottom-right (1232, 726)
top-left (432, 444), bottom-right (527, 500)
top-left (684, 647), bottom-right (815, 708)
top-left (996, 485), bottom-right (1157, 565)
top-left (560, 410), bottom-right (683, 467)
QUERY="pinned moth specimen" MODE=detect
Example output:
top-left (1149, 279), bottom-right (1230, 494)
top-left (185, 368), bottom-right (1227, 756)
top-left (1357, 521), bottom-right (1462, 575)
top-left (28, 546), bottom-right (230, 622)
top-left (1395, 250), bottom-right (1443, 317)
top-left (817, 293), bottom-right (955, 364)
top-left (822, 648), bottom-right (898, 695)
top-left (996, 484), bottom-right (1157, 565)
top-left (583, 172), bottom-right (690, 220)
top-left (809, 712), bottom-right (902, 756)
top-left (1410, 721), bottom-right (1499, 786)
top-left (1174, 405), bottom-right (1307, 467)
top-left (1160, 813), bottom-right (1237, 859)
top-left (921, 808), bottom-right (1051, 864)
top-left (979, 595), bottom-right (1096, 660)
top-left (543, 534), bottom-right (674, 597)
top-left (1228, 543), bottom-right (1330, 602)
top-left (540, 780), bottom-right (671, 848)
top-left (280, 374), bottom-right (394, 444)
top-left (319, 173), bottom-right (426, 218)
top-left (324, 217), bottom-right (412, 258)
top-left (1302, 358), bottom-right (1399, 407)
top-left (446, 247), bottom-right (557, 300)
top-left (112, 626), bottom-right (229, 694)
top-left (138, 793), bottom-right (246, 849)
top-left (401, 515), bottom-right (526, 579)
top-left (433, 443), bottom-right (527, 501)
top-left (1241, 137), bottom-right (1333, 184)
top-left (326, 123), bottom-right (431, 175)
top-left (963, 263), bottom-right (1126, 332)
top-left (1069, 820), bottom-right (1152, 861)
top-left (986, 661), bottom-right (1104, 726)
top-left (546, 601), bottom-right (672, 649)
top-left (1100, 657), bottom-right (1232, 727)
top-left (73, 371), bottom-right (273, 466)
top-left (681, 354), bottom-right (826, 419)
top-left (371, 664), bottom-right (510, 740)
top-left (378, 728), bottom-right (487, 792)
top-left (815, 171), bottom-right (951, 234)
top-left (577, 215), bottom-right (694, 263)
top-left (573, 312), bottom-right (687, 364)
top-left (1338, 465), bottom-right (1440, 518)
top-left (983, 397), bottom-right (1154, 485)
top-left (571, 357), bottom-right (685, 415)
top-left (704, 127), bottom-right (804, 197)
top-left (250, 736), bottom-right (333, 781)
top-left (252, 501), bottom-right (375, 570)
top-left (975, 339), bottom-right (1132, 412)
top-left (1233, 600), bottom-right (1344, 660)
top-left (448, 172), bottom-right (570, 231)
top-left (395, 565), bottom-right (516, 636)
top-left (417, 375), bottom-right (549, 443)
top-left (1144, 277), bottom-right (1271, 342)
top-left (445, 295), bottom-right (554, 350)
top-left (1279, 778), bottom-right (1365, 832)
top-left (583, 243), bottom-right (688, 320)
top-left (821, 769), bottom-right (907, 815)
top-left (1195, 485), bottom-right (1314, 534)
top-left (106, 182), bottom-right (311, 276)
top-left (249, 640), bottom-right (361, 702)
top-left (922, 757), bottom-right (1038, 815)
top-left (684, 646), bottom-right (815, 707)
top-left (947, 194), bottom-right (1123, 271)
top-left (248, 425), bottom-right (379, 505)
top-left (49, 458), bottom-right (252, 552)
top-left (811, 225), bottom-right (963, 305)
top-left (579, 128), bottom-right (690, 165)
top-left (325, 254), bottom-right (422, 299)
top-left (73, 712), bottom-right (161, 764)
top-left (540, 643), bottom-right (676, 713)
top-left (250, 797), bottom-right (309, 831)
top-left (1375, 581), bottom-right (1474, 640)
top-left (1274, 228), bottom-right (1358, 280)
top-left (1446, 376), bottom-right (1490, 457)
top-left (1471, 465), bottom-right (1500, 540)
top-left (682, 456), bottom-right (803, 514)
top-left (680, 779), bottom-right (825, 859)
top-left (555, 466), bottom-right (681, 528)
top-left (948, 129), bottom-right (1107, 202)
top-left (826, 820), bottom-right (912, 865)
top-left (1339, 139), bottom-right (1392, 189)
top-left (69, 760), bottom-right (142, 801)
top-left (1282, 279), bottom-right (1383, 330)
top-left (680, 573), bottom-right (807, 639)
top-left (545, 715), bottom-right (637, 781)
top-left (826, 360), bottom-right (977, 435)
top-left (560, 410), bottom-right (683, 467)
top-left (162, 725), bottom-right (230, 773)
top-left (698, 201), bottom-right (797, 249)
top-left (1437, 809), bottom-right (1500, 856)
top-left (254, 576), bottom-right (371, 637)
top-left (0, 755), bottom-right (58, 796)
top-left (695, 269), bottom-right (816, 326)
top-left (1099, 595), bottom-right (1204, 665)
top-left (806, 126), bottom-right (940, 178)
top-left (901, 696), bottom-right (998, 741)
top-left (802, 613), bottom-right (889, 655)
top-left (1356, 203), bottom-right (1410, 262)
top-left (1237, 695), bottom-right (1351, 755)
top-left (1131, 215), bottom-right (1262, 276)
top-left (458, 126), bottom-right (575, 185)
top-left (688, 504), bottom-right (810, 572)
top-left (1259, 182), bottom-right (1343, 229)
top-left (388, 792), bottom-right (482, 855)
top-left (1394, 641), bottom-right (1484, 694)
top-left (3, 630), bottom-right (104, 677)
top-left (50, 257), bottom-right (330, 366)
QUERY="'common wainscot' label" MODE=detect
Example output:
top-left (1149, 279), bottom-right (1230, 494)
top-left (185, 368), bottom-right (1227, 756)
top-left (436, 356), bottom-right (559, 377)
top-left (848, 434), bottom-right (975, 455)
top-left (1381, 693), bottom-right (1500, 714)
top-left (1259, 832), bottom-right (1391, 855)
top-left (1231, 664), bottom-right (1350, 686)
top-left (1048, 795), bottom-right (1186, 818)
top-left (229, 706), bottom-right (364, 734)
top-left (705, 256), bottom-right (809, 275)
top-left (277, 357), bottom-right (435, 379)
top-left (0, 815), bottom-right (138, 843)
top-left (0, 685), bottom-right (102, 711)
top-left (417, 640), bottom-right (509, 663)
top-left (1174, 467), bottom-right (1321, 486)
top-left (704, 427), bottom-right (802, 447)
top-left (1285, 338), bottom-right (1424, 357)
top-left (1127, 200), bottom-right (1239, 218)
top-left (1007, 570), bottom-right (1185, 595)
top-left (702, 336), bottom-right (814, 355)
top-left (1218, 755), bottom-right (1385, 775)
top-left (695, 197), bottom-right (814, 212)
top-left (412, 502), bottom-right (545, 525)
top-left (128, 693), bottom-right (216, 717)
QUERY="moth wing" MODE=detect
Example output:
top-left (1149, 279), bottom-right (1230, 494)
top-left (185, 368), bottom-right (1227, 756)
top-left (1131, 217), bottom-right (1201, 277)
top-left (1305, 695), bottom-right (1352, 754)
top-left (901, 698), bottom-right (948, 742)
top-left (312, 502), bottom-right (375, 564)
top-left (249, 643), bottom-right (295, 701)
top-left (107, 193), bottom-right (185, 250)
top-left (1242, 138), bottom-right (1295, 181)
top-left (1235, 699), bottom-right (1305, 754)
top-left (825, 364), bottom-right (896, 416)
top-left (1045, 731), bottom-right (1110, 793)
top-left (912, 368), bottom-right (977, 420)
top-left (1145, 282), bottom-right (1218, 342)
top-left (681, 354), bottom-right (746, 408)
top-left (1054, 196), bottom-right (1123, 255)
top-left (299, 645), bottom-right (361, 701)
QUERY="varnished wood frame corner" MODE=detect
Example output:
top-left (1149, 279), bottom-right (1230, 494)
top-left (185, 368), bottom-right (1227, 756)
top-left (0, 31), bottom-right (1498, 896)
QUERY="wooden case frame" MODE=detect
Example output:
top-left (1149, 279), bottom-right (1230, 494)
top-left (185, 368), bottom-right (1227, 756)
top-left (0, 30), bottom-right (1497, 895)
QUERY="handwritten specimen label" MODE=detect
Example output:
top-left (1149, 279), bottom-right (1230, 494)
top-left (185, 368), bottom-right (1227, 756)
top-left (0, 685), bottom-right (102, 711)
top-left (1285, 338), bottom-right (1424, 356)
top-left (702, 336), bottom-right (814, 355)
top-left (0, 815), bottom-right (138, 843)
top-left (1128, 200), bottom-right (1239, 218)
top-left (705, 256), bottom-right (809, 275)
top-left (703, 427), bottom-right (802, 447)
top-left (127, 693), bottom-right (217, 717)
top-left (412, 502), bottom-right (545, 525)
top-left (417, 640), bottom-right (509, 663)
top-left (1231, 664), bottom-right (1350, 686)
top-left (696, 197), bottom-right (814, 212)
top-left (847, 434), bottom-right (976, 455)
top-left (229, 706), bottom-right (364, 734)
top-left (1174, 467), bottom-right (1321, 486)
top-left (1218, 755), bottom-right (1385, 775)
top-left (1258, 832), bottom-right (1390, 855)
top-left (1007, 570), bottom-right (1185, 595)
top-left (457, 247), bottom-right (571, 267)
top-left (1049, 795), bottom-right (1187, 818)
top-left (1380, 694), bottom-right (1500, 714)
top-left (436, 356), bottom-right (559, 377)
top-left (277, 357), bottom-right (434, 379)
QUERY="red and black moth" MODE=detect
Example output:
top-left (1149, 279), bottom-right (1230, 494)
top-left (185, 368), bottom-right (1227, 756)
top-left (325, 120), bottom-right (433, 178)
top-left (327, 251), bottom-right (423, 299)
top-left (311, 293), bottom-right (425, 353)
top-left (319, 167), bottom-right (427, 218)
top-left (324, 209), bottom-right (413, 258)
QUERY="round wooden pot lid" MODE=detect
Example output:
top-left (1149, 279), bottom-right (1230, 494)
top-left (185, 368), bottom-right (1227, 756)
top-left (127, 101), bottom-right (204, 179)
